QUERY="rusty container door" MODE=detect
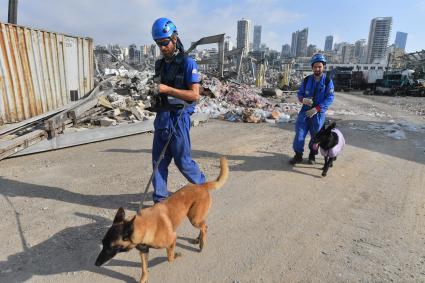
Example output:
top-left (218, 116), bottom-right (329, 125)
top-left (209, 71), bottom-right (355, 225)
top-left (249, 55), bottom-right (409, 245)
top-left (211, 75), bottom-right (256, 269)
top-left (0, 22), bottom-right (94, 124)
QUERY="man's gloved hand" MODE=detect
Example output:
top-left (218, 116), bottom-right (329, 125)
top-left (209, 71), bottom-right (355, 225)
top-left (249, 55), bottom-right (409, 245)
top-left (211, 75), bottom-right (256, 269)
top-left (146, 80), bottom-right (160, 96)
top-left (306, 107), bottom-right (318, 118)
top-left (302, 98), bottom-right (313, 107)
top-left (152, 82), bottom-right (160, 95)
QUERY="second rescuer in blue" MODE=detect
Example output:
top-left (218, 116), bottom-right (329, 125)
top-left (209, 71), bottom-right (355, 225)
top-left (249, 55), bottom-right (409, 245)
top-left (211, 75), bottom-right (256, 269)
top-left (151, 18), bottom-right (205, 203)
top-left (289, 54), bottom-right (335, 165)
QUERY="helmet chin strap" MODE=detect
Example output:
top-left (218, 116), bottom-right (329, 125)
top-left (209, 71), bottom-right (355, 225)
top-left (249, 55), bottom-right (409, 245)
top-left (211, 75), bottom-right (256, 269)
top-left (176, 37), bottom-right (185, 53)
top-left (164, 36), bottom-right (184, 63)
top-left (164, 48), bottom-right (180, 63)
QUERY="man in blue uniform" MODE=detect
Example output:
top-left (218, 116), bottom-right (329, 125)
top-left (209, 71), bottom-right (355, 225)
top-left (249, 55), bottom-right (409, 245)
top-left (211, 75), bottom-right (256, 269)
top-left (289, 54), bottom-right (335, 165)
top-left (150, 18), bottom-right (205, 203)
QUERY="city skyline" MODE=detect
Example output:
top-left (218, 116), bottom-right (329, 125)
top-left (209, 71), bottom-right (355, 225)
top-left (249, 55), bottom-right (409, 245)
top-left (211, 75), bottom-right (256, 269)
top-left (0, 0), bottom-right (424, 53)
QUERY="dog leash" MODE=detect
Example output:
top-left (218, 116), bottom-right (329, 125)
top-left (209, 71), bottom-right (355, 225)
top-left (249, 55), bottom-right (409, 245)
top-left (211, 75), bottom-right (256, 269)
top-left (137, 106), bottom-right (186, 213)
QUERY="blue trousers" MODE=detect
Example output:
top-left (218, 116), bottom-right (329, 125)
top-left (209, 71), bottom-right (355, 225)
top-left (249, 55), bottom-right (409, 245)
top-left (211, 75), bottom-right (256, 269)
top-left (152, 114), bottom-right (205, 203)
top-left (293, 111), bottom-right (325, 154)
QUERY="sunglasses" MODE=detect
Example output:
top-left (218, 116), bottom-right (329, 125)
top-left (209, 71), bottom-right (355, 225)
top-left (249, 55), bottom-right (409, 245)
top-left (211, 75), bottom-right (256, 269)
top-left (156, 38), bottom-right (172, 47)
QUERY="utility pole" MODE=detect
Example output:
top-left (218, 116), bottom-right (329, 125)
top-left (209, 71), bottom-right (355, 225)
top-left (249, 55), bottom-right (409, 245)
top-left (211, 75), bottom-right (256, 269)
top-left (8, 0), bottom-right (18, 24)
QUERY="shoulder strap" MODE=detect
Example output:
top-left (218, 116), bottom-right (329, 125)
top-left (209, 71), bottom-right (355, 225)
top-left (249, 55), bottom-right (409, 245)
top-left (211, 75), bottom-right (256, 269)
top-left (325, 75), bottom-right (330, 88)
top-left (303, 75), bottom-right (309, 86)
top-left (303, 75), bottom-right (309, 92)
top-left (154, 59), bottom-right (163, 75)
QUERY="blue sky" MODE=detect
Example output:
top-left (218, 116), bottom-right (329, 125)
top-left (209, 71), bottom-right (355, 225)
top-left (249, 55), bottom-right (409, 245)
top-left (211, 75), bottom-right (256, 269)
top-left (0, 0), bottom-right (424, 52)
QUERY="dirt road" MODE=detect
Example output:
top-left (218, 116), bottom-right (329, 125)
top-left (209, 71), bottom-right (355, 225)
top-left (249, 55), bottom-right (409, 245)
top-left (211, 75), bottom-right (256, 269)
top-left (1, 92), bottom-right (424, 282)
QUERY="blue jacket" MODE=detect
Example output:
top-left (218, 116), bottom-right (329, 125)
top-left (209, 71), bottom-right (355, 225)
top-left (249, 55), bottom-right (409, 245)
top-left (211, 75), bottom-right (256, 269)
top-left (297, 74), bottom-right (334, 113)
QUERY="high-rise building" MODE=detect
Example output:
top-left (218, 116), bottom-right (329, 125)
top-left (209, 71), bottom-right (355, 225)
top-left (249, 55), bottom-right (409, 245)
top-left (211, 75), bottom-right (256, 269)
top-left (324, 35), bottom-right (333, 51)
top-left (291, 31), bottom-right (298, 57)
top-left (150, 44), bottom-right (160, 58)
top-left (140, 45), bottom-right (149, 56)
top-left (224, 36), bottom-right (233, 52)
top-left (394, 31), bottom-right (408, 50)
top-left (342, 44), bottom-right (355, 63)
top-left (237, 18), bottom-right (251, 55)
top-left (281, 44), bottom-right (291, 58)
top-left (122, 48), bottom-right (129, 60)
top-left (354, 39), bottom-right (367, 63)
top-left (307, 44), bottom-right (318, 57)
top-left (268, 50), bottom-right (279, 61)
top-left (354, 40), bottom-right (366, 58)
top-left (334, 42), bottom-right (350, 55)
top-left (297, 28), bottom-right (308, 57)
top-left (291, 28), bottom-right (308, 57)
top-left (366, 17), bottom-right (392, 64)
top-left (253, 25), bottom-right (262, 51)
top-left (128, 44), bottom-right (138, 63)
top-left (95, 45), bottom-right (109, 65)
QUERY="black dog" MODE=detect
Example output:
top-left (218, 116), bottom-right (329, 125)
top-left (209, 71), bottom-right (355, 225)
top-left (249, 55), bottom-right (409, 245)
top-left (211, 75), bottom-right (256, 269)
top-left (311, 122), bottom-right (345, 177)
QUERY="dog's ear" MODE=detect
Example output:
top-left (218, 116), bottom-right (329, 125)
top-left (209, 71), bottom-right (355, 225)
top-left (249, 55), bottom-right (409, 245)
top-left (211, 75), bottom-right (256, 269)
top-left (122, 216), bottom-right (135, 241)
top-left (113, 207), bottom-right (125, 224)
top-left (325, 122), bottom-right (335, 131)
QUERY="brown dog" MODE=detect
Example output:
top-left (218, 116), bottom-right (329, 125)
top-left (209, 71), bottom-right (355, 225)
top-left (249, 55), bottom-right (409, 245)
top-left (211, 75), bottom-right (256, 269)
top-left (95, 157), bottom-right (229, 283)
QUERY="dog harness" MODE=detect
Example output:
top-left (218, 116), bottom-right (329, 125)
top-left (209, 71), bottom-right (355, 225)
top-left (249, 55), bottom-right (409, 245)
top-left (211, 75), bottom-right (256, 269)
top-left (320, 128), bottom-right (345, 158)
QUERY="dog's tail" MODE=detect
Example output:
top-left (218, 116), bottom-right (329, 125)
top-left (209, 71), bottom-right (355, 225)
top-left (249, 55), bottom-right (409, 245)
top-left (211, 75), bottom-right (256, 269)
top-left (203, 157), bottom-right (229, 190)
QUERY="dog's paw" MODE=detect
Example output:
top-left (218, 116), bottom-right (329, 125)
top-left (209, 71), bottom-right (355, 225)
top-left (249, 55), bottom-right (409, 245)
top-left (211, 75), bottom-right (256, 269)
top-left (322, 172), bottom-right (327, 177)
top-left (199, 240), bottom-right (205, 252)
top-left (175, 252), bottom-right (182, 258)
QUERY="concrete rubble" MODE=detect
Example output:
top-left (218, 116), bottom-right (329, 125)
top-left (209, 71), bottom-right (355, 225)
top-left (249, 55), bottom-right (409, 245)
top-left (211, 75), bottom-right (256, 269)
top-left (89, 70), bottom-right (300, 126)
top-left (197, 75), bottom-right (298, 123)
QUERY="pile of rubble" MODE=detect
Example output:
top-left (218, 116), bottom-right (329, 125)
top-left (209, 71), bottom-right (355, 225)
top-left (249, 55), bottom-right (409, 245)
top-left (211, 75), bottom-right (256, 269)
top-left (289, 71), bottom-right (305, 90)
top-left (92, 73), bottom-right (157, 126)
top-left (87, 70), bottom-right (304, 127)
top-left (197, 75), bottom-right (300, 123)
top-left (0, 70), bottom-right (303, 160)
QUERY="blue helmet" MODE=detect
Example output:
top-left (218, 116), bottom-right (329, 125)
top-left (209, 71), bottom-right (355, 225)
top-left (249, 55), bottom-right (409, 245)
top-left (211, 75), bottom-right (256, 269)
top-left (151, 18), bottom-right (177, 40)
top-left (311, 53), bottom-right (327, 66)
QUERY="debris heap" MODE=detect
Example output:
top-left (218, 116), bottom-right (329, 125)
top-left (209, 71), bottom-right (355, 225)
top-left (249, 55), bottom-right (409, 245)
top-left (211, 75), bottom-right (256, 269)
top-left (197, 75), bottom-right (300, 123)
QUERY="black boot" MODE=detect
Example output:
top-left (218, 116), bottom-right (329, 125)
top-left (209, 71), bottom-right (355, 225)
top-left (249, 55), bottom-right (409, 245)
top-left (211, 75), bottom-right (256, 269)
top-left (308, 152), bottom-right (316, 164)
top-left (289, 152), bottom-right (303, 165)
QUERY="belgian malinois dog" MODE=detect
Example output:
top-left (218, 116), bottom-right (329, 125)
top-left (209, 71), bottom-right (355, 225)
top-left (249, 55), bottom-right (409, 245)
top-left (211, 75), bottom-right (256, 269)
top-left (95, 157), bottom-right (229, 283)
